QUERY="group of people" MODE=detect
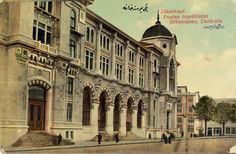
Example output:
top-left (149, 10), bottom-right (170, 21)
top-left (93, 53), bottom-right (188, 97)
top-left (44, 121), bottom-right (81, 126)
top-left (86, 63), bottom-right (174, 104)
top-left (97, 133), bottom-right (119, 144)
top-left (162, 132), bottom-right (172, 144)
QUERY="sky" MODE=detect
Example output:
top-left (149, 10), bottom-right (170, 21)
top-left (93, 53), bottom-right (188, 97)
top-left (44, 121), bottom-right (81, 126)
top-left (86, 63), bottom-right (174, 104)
top-left (89, 0), bottom-right (236, 98)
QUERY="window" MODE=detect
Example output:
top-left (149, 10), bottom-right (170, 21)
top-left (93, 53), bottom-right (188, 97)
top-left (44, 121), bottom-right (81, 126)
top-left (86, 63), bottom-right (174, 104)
top-left (70, 9), bottom-right (76, 29)
top-left (169, 60), bottom-right (175, 92)
top-left (188, 116), bottom-right (194, 123)
top-left (67, 78), bottom-right (73, 95)
top-left (154, 58), bottom-right (160, 73)
top-left (177, 117), bottom-right (182, 123)
top-left (188, 105), bottom-right (193, 113)
top-left (177, 107), bottom-right (182, 113)
top-left (91, 29), bottom-right (94, 43)
top-left (71, 131), bottom-right (74, 139)
top-left (139, 73), bottom-right (144, 87)
top-left (67, 103), bottom-right (73, 122)
top-left (116, 43), bottom-right (123, 57)
top-left (70, 39), bottom-right (76, 58)
top-left (115, 63), bottom-right (123, 80)
top-left (100, 35), bottom-right (102, 47)
top-left (128, 68), bottom-right (134, 84)
top-left (86, 27), bottom-right (90, 42)
top-left (232, 128), bottom-right (236, 134)
top-left (100, 56), bottom-right (110, 75)
top-left (153, 116), bottom-right (155, 127)
top-left (188, 125), bottom-right (194, 132)
top-left (106, 38), bottom-right (110, 50)
top-left (33, 20), bottom-right (52, 44)
top-left (226, 127), bottom-right (230, 134)
top-left (153, 100), bottom-right (156, 111)
top-left (103, 36), bottom-right (106, 48)
top-left (177, 89), bottom-right (181, 93)
top-left (129, 50), bottom-right (135, 63)
top-left (188, 97), bottom-right (193, 102)
top-left (213, 127), bottom-right (221, 135)
top-left (139, 56), bottom-right (144, 68)
top-left (153, 74), bottom-right (160, 89)
top-left (66, 131), bottom-right (69, 138)
top-left (35, 1), bottom-right (53, 14)
top-left (85, 49), bottom-right (94, 70)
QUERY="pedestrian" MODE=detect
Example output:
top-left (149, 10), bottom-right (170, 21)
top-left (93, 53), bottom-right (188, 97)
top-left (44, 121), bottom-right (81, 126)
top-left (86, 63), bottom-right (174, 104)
top-left (115, 133), bottom-right (119, 143)
top-left (168, 133), bottom-right (172, 144)
top-left (164, 133), bottom-right (168, 144)
top-left (148, 133), bottom-right (152, 140)
top-left (97, 133), bottom-right (102, 144)
top-left (162, 133), bottom-right (165, 142)
top-left (181, 131), bottom-right (184, 138)
top-left (57, 133), bottom-right (62, 145)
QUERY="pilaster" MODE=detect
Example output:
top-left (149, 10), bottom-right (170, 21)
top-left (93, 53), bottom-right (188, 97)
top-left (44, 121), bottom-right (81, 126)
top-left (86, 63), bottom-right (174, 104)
top-left (95, 23), bottom-right (102, 74)
top-left (135, 47), bottom-right (140, 86)
top-left (90, 101), bottom-right (99, 132)
top-left (106, 105), bottom-right (114, 134)
top-left (111, 33), bottom-right (117, 79)
top-left (123, 40), bottom-right (130, 83)
top-left (120, 107), bottom-right (127, 135)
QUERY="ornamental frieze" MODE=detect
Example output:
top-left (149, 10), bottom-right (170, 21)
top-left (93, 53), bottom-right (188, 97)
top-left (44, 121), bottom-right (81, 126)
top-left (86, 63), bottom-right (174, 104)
top-left (15, 48), bottom-right (28, 65)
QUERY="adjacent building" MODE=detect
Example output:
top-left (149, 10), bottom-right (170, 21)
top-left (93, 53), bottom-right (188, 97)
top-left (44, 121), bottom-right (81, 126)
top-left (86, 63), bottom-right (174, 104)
top-left (177, 86), bottom-right (200, 136)
top-left (0, 0), bottom-right (179, 146)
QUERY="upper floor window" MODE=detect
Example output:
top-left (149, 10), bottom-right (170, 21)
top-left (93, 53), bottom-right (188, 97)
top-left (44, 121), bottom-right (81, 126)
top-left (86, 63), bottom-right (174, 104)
top-left (69, 38), bottom-right (76, 58)
top-left (115, 63), bottom-right (123, 80)
top-left (86, 27), bottom-right (94, 44)
top-left (128, 68), bottom-right (134, 84)
top-left (100, 56), bottom-right (110, 75)
top-left (129, 50), bottom-right (135, 63)
top-left (70, 9), bottom-right (76, 30)
top-left (85, 49), bottom-right (94, 70)
top-left (33, 19), bottom-right (52, 45)
top-left (169, 60), bottom-right (175, 92)
top-left (116, 43), bottom-right (123, 57)
top-left (177, 117), bottom-right (182, 123)
top-left (139, 56), bottom-right (144, 68)
top-left (139, 73), bottom-right (144, 87)
top-left (154, 58), bottom-right (160, 73)
top-left (67, 77), bottom-right (74, 95)
top-left (106, 38), bottom-right (110, 50)
top-left (35, 1), bottom-right (53, 14)
top-left (154, 74), bottom-right (160, 89)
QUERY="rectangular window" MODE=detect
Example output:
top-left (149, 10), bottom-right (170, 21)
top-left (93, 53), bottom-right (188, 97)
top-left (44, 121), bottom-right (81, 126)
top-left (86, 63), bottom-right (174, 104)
top-left (226, 127), bottom-right (230, 134)
top-left (35, 1), bottom-right (53, 14)
top-left (71, 131), bottom-right (74, 139)
top-left (188, 125), bottom-right (194, 132)
top-left (177, 107), bottom-right (182, 113)
top-left (189, 106), bottom-right (193, 113)
top-left (139, 73), bottom-right (144, 87)
top-left (33, 20), bottom-right (52, 45)
top-left (70, 39), bottom-right (76, 58)
top-left (115, 63), bottom-right (123, 80)
top-left (85, 50), bottom-right (94, 70)
top-left (128, 68), bottom-right (134, 84)
top-left (153, 116), bottom-right (155, 127)
top-left (67, 78), bottom-right (73, 95)
top-left (232, 128), bottom-right (236, 134)
top-left (100, 56), bottom-right (110, 75)
top-left (66, 103), bottom-right (73, 122)
top-left (153, 100), bottom-right (156, 111)
top-left (66, 131), bottom-right (69, 139)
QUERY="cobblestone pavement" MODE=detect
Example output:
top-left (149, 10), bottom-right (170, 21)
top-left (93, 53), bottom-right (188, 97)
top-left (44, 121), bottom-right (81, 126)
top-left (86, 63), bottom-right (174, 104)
top-left (6, 136), bottom-right (236, 153)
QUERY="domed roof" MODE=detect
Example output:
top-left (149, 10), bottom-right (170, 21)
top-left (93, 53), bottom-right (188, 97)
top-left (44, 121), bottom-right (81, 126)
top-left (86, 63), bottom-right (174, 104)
top-left (142, 13), bottom-right (172, 38)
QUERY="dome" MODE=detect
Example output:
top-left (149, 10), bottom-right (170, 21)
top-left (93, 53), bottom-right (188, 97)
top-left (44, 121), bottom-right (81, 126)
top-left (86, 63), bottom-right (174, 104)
top-left (142, 13), bottom-right (172, 39)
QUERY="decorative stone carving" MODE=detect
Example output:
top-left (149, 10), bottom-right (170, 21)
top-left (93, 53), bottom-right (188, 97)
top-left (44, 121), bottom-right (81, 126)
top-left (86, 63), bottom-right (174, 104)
top-left (15, 48), bottom-right (28, 65)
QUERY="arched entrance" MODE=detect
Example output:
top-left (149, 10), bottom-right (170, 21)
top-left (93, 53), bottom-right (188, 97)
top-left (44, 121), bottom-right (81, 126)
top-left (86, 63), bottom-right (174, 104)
top-left (113, 94), bottom-right (121, 131)
top-left (98, 90), bottom-right (108, 131)
top-left (126, 97), bottom-right (133, 131)
top-left (137, 100), bottom-right (143, 128)
top-left (167, 111), bottom-right (170, 130)
top-left (82, 86), bottom-right (91, 126)
top-left (28, 86), bottom-right (46, 130)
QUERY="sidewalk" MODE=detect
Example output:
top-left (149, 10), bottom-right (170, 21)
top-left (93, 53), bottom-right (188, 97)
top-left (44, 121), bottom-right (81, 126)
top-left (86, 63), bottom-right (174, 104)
top-left (5, 138), bottom-right (164, 153)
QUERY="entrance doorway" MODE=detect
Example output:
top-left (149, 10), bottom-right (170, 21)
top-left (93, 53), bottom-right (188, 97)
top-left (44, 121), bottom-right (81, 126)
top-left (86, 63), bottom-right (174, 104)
top-left (28, 86), bottom-right (46, 130)
top-left (98, 91), bottom-right (108, 131)
top-left (126, 97), bottom-right (133, 132)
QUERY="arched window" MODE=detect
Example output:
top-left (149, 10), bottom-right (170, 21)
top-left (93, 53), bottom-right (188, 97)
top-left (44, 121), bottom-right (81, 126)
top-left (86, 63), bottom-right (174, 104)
top-left (70, 9), bottom-right (76, 29)
top-left (86, 27), bottom-right (90, 42)
top-left (91, 29), bottom-right (94, 43)
top-left (154, 59), bottom-right (157, 72)
top-left (67, 103), bottom-right (73, 122)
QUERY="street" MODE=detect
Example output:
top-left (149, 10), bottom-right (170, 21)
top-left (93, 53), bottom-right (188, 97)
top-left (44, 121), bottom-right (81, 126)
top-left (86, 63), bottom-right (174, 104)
top-left (9, 137), bottom-right (236, 153)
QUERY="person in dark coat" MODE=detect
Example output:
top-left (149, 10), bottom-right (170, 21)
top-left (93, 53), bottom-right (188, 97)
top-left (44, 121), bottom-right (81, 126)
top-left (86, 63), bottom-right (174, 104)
top-left (148, 133), bottom-right (152, 140)
top-left (168, 133), bottom-right (172, 144)
top-left (57, 133), bottom-right (62, 145)
top-left (115, 133), bottom-right (119, 143)
top-left (181, 131), bottom-right (184, 138)
top-left (97, 133), bottom-right (102, 144)
top-left (162, 133), bottom-right (166, 142)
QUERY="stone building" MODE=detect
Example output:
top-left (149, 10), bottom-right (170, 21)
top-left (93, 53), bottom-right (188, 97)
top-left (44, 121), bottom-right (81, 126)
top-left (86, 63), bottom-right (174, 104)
top-left (177, 86), bottom-right (200, 136)
top-left (0, 0), bottom-right (179, 146)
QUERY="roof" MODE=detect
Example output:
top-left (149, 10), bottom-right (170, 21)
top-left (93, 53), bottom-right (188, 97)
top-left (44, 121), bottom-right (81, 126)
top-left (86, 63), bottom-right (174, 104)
top-left (142, 23), bottom-right (172, 38)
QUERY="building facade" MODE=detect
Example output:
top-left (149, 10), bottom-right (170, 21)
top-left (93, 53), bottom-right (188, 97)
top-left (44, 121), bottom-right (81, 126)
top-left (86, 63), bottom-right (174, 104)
top-left (0, 1), bottom-right (179, 146)
top-left (177, 86), bottom-right (200, 136)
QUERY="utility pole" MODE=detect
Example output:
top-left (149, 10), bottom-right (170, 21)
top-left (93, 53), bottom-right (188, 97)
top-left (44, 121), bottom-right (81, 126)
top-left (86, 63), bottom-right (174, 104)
top-left (185, 95), bottom-right (188, 153)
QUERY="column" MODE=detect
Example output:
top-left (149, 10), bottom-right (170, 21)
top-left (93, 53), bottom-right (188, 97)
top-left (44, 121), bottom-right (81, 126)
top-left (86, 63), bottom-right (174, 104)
top-left (46, 88), bottom-right (53, 132)
top-left (135, 47), bottom-right (140, 86)
top-left (90, 101), bottom-right (99, 132)
top-left (142, 111), bottom-right (147, 138)
top-left (123, 41), bottom-right (129, 83)
top-left (120, 107), bottom-right (127, 135)
top-left (95, 23), bottom-right (102, 74)
top-left (106, 105), bottom-right (114, 134)
top-left (144, 53), bottom-right (151, 90)
top-left (132, 109), bottom-right (138, 132)
top-left (111, 33), bottom-right (117, 79)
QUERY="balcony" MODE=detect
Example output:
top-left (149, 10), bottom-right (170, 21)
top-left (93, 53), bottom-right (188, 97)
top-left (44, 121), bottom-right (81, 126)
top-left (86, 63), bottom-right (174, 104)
top-left (33, 41), bottom-right (57, 55)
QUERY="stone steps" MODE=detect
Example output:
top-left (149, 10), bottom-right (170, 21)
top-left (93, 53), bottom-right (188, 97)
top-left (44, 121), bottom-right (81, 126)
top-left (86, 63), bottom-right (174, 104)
top-left (12, 131), bottom-right (74, 147)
